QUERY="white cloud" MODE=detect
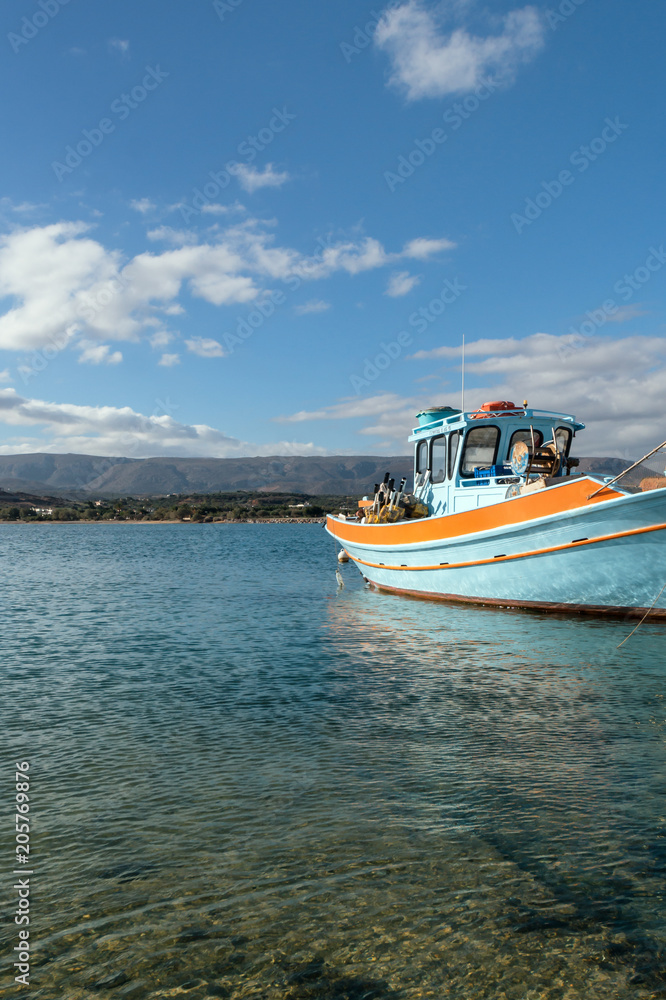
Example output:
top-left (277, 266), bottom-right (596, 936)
top-left (0, 388), bottom-right (327, 459)
top-left (386, 271), bottom-right (420, 297)
top-left (294, 299), bottom-right (331, 315)
top-left (295, 233), bottom-right (454, 281)
top-left (605, 304), bottom-right (648, 323)
top-left (201, 202), bottom-right (245, 215)
top-left (201, 204), bottom-right (229, 215)
top-left (0, 198), bottom-right (44, 215)
top-left (296, 237), bottom-right (390, 278)
top-left (0, 370), bottom-right (12, 383)
top-left (0, 222), bottom-right (260, 351)
top-left (276, 331), bottom-right (666, 457)
top-left (109, 38), bottom-right (130, 57)
top-left (130, 198), bottom-right (156, 215)
top-left (402, 236), bottom-right (456, 259)
top-left (158, 353), bottom-right (180, 367)
top-left (230, 163), bottom-right (291, 193)
top-left (411, 336), bottom-right (520, 360)
top-left (277, 393), bottom-right (426, 453)
top-left (185, 336), bottom-right (227, 358)
top-left (147, 226), bottom-right (197, 246)
top-left (0, 222), bottom-right (123, 349)
top-left (276, 393), bottom-right (417, 424)
top-left (453, 333), bottom-right (666, 455)
top-left (0, 221), bottom-right (456, 354)
top-left (367, 333), bottom-right (666, 455)
top-left (149, 331), bottom-right (173, 349)
top-left (77, 342), bottom-right (123, 365)
top-left (375, 0), bottom-right (544, 100)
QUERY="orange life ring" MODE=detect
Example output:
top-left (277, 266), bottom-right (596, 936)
top-left (471, 400), bottom-right (521, 419)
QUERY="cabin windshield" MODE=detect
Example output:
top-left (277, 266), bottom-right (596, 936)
top-left (460, 426), bottom-right (500, 477)
top-left (506, 428), bottom-right (543, 461)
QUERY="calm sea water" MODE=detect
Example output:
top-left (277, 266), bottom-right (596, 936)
top-left (1, 523), bottom-right (665, 1000)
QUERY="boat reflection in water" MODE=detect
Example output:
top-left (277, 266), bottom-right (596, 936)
top-left (323, 574), bottom-right (666, 993)
top-left (327, 401), bottom-right (666, 618)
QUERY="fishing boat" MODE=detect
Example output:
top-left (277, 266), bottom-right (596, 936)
top-left (326, 401), bottom-right (666, 618)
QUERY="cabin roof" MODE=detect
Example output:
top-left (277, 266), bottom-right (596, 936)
top-left (408, 407), bottom-right (585, 442)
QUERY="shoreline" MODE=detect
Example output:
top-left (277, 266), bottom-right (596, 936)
top-left (0, 517), bottom-right (328, 525)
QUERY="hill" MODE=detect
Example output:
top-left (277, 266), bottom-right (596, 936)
top-left (0, 454), bottom-right (414, 497)
top-left (0, 452), bottom-right (660, 498)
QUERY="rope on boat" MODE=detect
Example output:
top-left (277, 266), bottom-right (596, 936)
top-left (588, 439), bottom-right (666, 499)
top-left (616, 581), bottom-right (666, 649)
top-left (330, 531), bottom-right (346, 589)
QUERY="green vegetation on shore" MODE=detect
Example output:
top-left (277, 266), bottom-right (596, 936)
top-left (0, 491), bottom-right (362, 522)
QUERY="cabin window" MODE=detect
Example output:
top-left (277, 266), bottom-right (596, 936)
top-left (555, 426), bottom-right (572, 455)
top-left (448, 431), bottom-right (460, 480)
top-left (416, 439), bottom-right (429, 474)
top-left (460, 426), bottom-right (500, 477)
top-left (507, 428), bottom-right (543, 461)
top-left (431, 435), bottom-right (447, 484)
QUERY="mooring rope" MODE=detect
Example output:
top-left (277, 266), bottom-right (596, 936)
top-left (616, 581), bottom-right (666, 649)
top-left (588, 440), bottom-right (666, 499)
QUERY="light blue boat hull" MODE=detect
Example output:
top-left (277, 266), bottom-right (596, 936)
top-left (328, 485), bottom-right (666, 617)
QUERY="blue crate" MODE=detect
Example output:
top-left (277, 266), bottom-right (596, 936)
top-left (474, 465), bottom-right (511, 478)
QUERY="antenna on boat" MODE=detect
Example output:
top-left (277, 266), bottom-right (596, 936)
top-left (461, 334), bottom-right (465, 412)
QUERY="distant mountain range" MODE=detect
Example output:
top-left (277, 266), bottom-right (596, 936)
top-left (0, 452), bottom-right (661, 498)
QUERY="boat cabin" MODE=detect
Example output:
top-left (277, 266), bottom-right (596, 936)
top-left (410, 402), bottom-right (584, 516)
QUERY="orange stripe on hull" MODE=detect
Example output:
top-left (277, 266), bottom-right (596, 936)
top-left (348, 521), bottom-right (666, 572)
top-left (327, 478), bottom-right (624, 547)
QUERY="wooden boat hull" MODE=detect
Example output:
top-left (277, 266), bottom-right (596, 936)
top-left (326, 479), bottom-right (666, 618)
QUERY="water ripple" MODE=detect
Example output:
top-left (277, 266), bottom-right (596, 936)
top-left (1, 524), bottom-right (665, 999)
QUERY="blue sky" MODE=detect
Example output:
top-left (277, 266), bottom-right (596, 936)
top-left (0, 0), bottom-right (664, 459)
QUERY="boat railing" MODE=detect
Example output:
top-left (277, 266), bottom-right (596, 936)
top-left (411, 409), bottom-right (581, 436)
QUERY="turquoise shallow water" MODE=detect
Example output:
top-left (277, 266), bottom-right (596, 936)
top-left (1, 522), bottom-right (665, 1000)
